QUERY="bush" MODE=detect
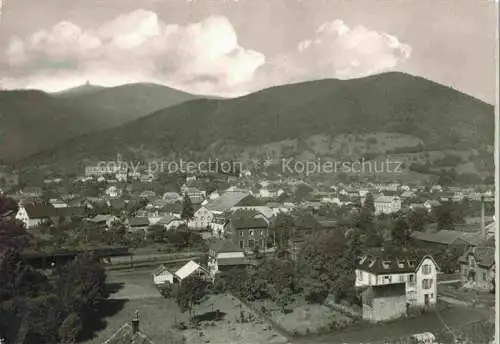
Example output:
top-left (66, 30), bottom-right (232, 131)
top-left (158, 283), bottom-right (173, 298)
top-left (212, 278), bottom-right (226, 294)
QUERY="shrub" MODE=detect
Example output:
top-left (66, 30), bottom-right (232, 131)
top-left (158, 283), bottom-right (173, 298)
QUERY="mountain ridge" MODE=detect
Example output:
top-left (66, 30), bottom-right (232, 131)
top-left (15, 72), bottom-right (494, 176)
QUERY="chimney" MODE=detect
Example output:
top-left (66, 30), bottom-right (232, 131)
top-left (480, 196), bottom-right (486, 237)
top-left (131, 311), bottom-right (140, 334)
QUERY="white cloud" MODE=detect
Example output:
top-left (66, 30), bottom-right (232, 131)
top-left (0, 14), bottom-right (410, 97)
top-left (295, 19), bottom-right (411, 79)
top-left (0, 10), bottom-right (265, 96)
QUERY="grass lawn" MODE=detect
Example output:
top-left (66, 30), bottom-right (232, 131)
top-left (84, 269), bottom-right (288, 344)
top-left (293, 304), bottom-right (492, 344)
top-left (82, 297), bottom-right (185, 344)
top-left (251, 296), bottom-right (353, 336)
top-left (183, 294), bottom-right (289, 344)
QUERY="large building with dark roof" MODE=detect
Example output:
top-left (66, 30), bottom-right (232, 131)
top-left (355, 253), bottom-right (438, 309)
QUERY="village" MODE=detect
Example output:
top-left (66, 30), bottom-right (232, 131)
top-left (0, 159), bottom-right (496, 344)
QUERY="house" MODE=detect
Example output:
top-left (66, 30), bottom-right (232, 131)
top-left (15, 203), bottom-right (52, 228)
top-left (212, 212), bottom-right (230, 237)
top-left (208, 191), bottom-right (220, 200)
top-left (258, 187), bottom-right (285, 199)
top-left (430, 185), bottom-right (443, 193)
top-left (400, 191), bottom-right (416, 199)
top-left (183, 188), bottom-right (206, 206)
top-left (355, 253), bottom-right (439, 312)
top-left (155, 214), bottom-right (183, 230)
top-left (128, 217), bottom-right (150, 236)
top-left (105, 186), bottom-right (122, 199)
top-left (152, 264), bottom-right (174, 285)
top-left (424, 200), bottom-right (440, 211)
top-left (361, 283), bottom-right (407, 323)
top-left (204, 190), bottom-right (260, 234)
top-left (15, 203), bottom-right (84, 229)
top-left (174, 260), bottom-right (211, 283)
top-left (157, 203), bottom-right (182, 217)
top-left (228, 210), bottom-right (269, 252)
top-left (458, 245), bottom-right (495, 291)
top-left (207, 240), bottom-right (250, 277)
top-left (410, 230), bottom-right (489, 251)
top-left (139, 190), bottom-right (156, 200)
top-left (162, 192), bottom-right (182, 204)
top-left (49, 199), bottom-right (68, 208)
top-left (89, 214), bottom-right (119, 230)
top-left (191, 206), bottom-right (213, 230)
top-left (409, 203), bottom-right (426, 211)
top-left (20, 186), bottom-right (43, 198)
top-left (102, 314), bottom-right (156, 344)
top-left (374, 196), bottom-right (402, 214)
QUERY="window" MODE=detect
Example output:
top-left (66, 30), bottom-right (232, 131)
top-left (249, 230), bottom-right (254, 236)
top-left (357, 271), bottom-right (363, 281)
top-left (468, 256), bottom-right (476, 267)
top-left (239, 231), bottom-right (243, 237)
top-left (422, 279), bottom-right (433, 289)
top-left (399, 274), bottom-right (405, 283)
top-left (483, 273), bottom-right (487, 281)
top-left (239, 240), bottom-right (244, 249)
top-left (422, 264), bottom-right (431, 275)
top-left (408, 274), bottom-right (415, 282)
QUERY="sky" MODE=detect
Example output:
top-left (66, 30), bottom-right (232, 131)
top-left (0, 0), bottom-right (497, 103)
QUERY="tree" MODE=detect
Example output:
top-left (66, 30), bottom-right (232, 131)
top-left (407, 208), bottom-right (428, 232)
top-left (391, 217), bottom-right (411, 247)
top-left (181, 194), bottom-right (195, 224)
top-left (271, 213), bottom-right (295, 250)
top-left (435, 201), bottom-right (464, 230)
top-left (0, 196), bottom-right (18, 217)
top-left (173, 276), bottom-right (208, 317)
top-left (293, 183), bottom-right (313, 203)
top-left (56, 253), bottom-right (107, 321)
top-left (299, 231), bottom-right (347, 303)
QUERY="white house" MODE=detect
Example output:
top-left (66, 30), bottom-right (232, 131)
top-left (15, 203), bottom-right (52, 229)
top-left (208, 191), bottom-right (220, 200)
top-left (258, 188), bottom-right (285, 199)
top-left (191, 207), bottom-right (213, 230)
top-left (155, 214), bottom-right (183, 230)
top-left (105, 186), bottom-right (122, 199)
top-left (355, 254), bottom-right (439, 308)
top-left (152, 265), bottom-right (174, 285)
top-left (374, 196), bottom-right (402, 215)
top-left (89, 214), bottom-right (119, 230)
top-left (49, 199), bottom-right (68, 208)
top-left (174, 260), bottom-right (211, 283)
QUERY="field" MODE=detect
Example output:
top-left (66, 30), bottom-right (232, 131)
top-left (84, 269), bottom-right (290, 344)
top-left (250, 297), bottom-right (354, 336)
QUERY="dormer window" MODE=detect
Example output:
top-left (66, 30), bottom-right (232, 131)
top-left (369, 259), bottom-right (376, 268)
top-left (408, 260), bottom-right (416, 268)
top-left (359, 256), bottom-right (368, 265)
top-left (382, 260), bottom-right (391, 269)
top-left (396, 259), bottom-right (404, 269)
